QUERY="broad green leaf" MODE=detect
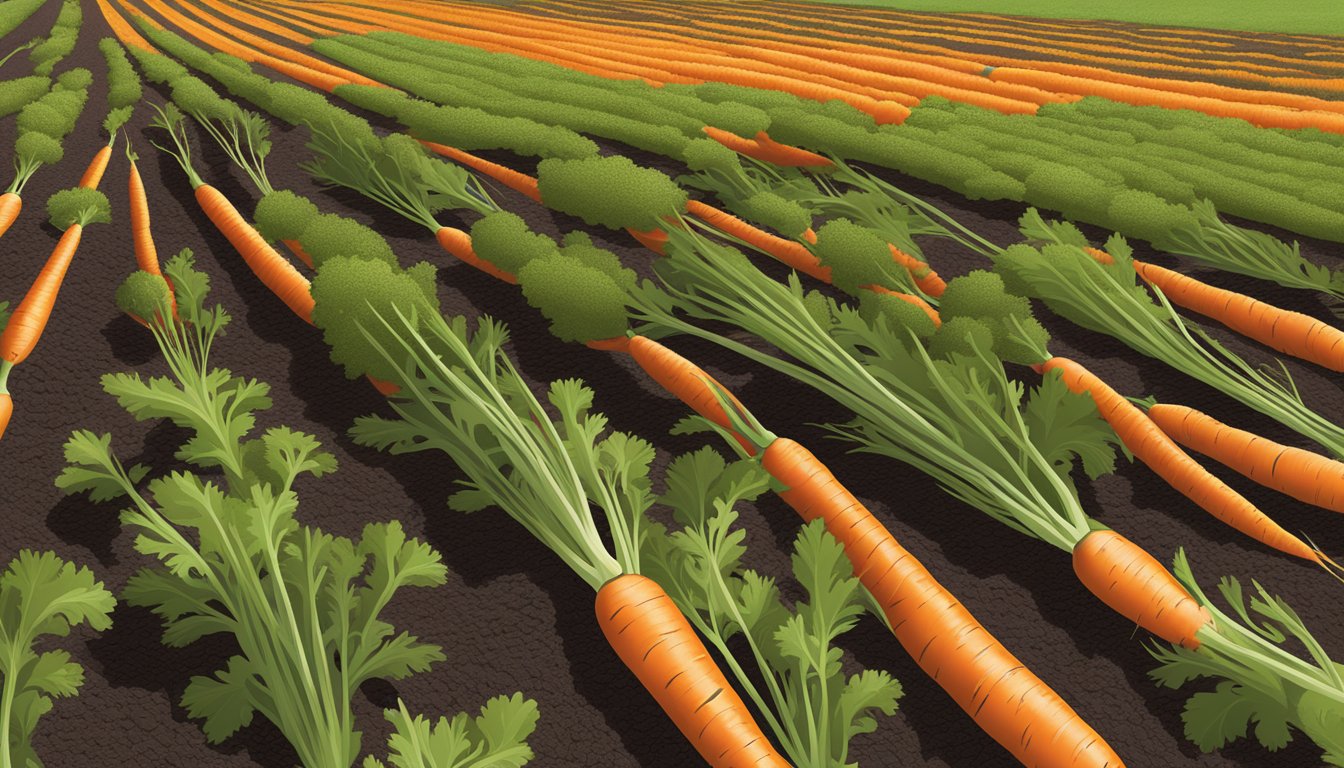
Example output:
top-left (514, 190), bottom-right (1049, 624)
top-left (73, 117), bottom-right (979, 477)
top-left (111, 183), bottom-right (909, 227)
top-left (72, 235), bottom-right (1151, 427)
top-left (1023, 370), bottom-right (1121, 480)
top-left (181, 656), bottom-right (261, 743)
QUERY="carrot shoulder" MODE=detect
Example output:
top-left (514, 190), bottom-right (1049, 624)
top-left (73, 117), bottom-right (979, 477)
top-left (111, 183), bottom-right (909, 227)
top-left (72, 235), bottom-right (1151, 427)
top-left (595, 573), bottom-right (789, 768)
top-left (1072, 529), bottom-right (1211, 648)
top-left (761, 437), bottom-right (1123, 767)
top-left (1148, 402), bottom-right (1344, 514)
top-left (1041, 356), bottom-right (1321, 563)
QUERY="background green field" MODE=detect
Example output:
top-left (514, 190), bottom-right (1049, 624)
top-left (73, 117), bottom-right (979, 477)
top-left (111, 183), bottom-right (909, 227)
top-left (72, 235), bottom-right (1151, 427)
top-left (800, 0), bottom-right (1344, 36)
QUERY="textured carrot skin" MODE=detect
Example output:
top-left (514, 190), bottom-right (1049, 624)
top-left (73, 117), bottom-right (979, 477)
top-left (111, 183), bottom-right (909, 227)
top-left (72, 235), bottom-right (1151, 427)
top-left (1042, 356), bottom-right (1319, 562)
top-left (418, 140), bottom-right (543, 202)
top-left (762, 437), bottom-right (1123, 768)
top-left (684, 200), bottom-right (829, 280)
top-left (282, 239), bottom-right (314, 269)
top-left (0, 394), bottom-right (10, 440)
top-left (1072, 529), bottom-right (1211, 649)
top-left (0, 194), bottom-right (20, 240)
top-left (194, 185), bottom-right (315, 324)
top-left (1150, 402), bottom-right (1344, 514)
top-left (129, 161), bottom-right (160, 275)
top-left (865, 285), bottom-right (942, 326)
top-left (80, 146), bottom-right (113, 191)
top-left (890, 244), bottom-right (947, 298)
top-left (595, 574), bottom-right (789, 768)
top-left (435, 226), bottom-right (518, 284)
top-left (624, 335), bottom-right (756, 455)
top-left (1, 225), bottom-right (84, 365)
top-left (1136, 259), bottom-right (1343, 372)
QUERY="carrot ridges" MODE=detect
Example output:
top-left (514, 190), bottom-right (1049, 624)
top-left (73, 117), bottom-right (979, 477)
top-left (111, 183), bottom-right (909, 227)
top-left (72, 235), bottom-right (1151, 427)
top-left (1042, 356), bottom-right (1320, 563)
top-left (1072, 529), bottom-right (1211, 649)
top-left (193, 185), bottom-right (315, 324)
top-left (594, 573), bottom-right (789, 768)
top-left (1149, 403), bottom-right (1344, 514)
top-left (760, 437), bottom-right (1122, 767)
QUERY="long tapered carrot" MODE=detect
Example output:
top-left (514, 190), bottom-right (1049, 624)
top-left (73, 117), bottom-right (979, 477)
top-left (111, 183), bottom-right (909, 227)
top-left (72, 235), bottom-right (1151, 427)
top-left (1148, 402), bottom-right (1344, 514)
top-left (282, 239), bottom-right (314, 269)
top-left (0, 194), bottom-right (20, 240)
top-left (80, 146), bottom-right (114, 191)
top-left (1040, 356), bottom-right (1321, 563)
top-left (418, 140), bottom-right (542, 201)
top-left (0, 225), bottom-right (85, 365)
top-left (194, 185), bottom-right (315, 324)
top-left (1071, 529), bottom-right (1212, 649)
top-left (865, 285), bottom-right (942, 326)
top-left (700, 126), bottom-right (833, 168)
top-left (684, 200), bottom-right (829, 280)
top-left (128, 153), bottom-right (160, 276)
top-left (1085, 248), bottom-right (1344, 372)
top-left (761, 437), bottom-right (1124, 767)
top-left (595, 573), bottom-right (790, 768)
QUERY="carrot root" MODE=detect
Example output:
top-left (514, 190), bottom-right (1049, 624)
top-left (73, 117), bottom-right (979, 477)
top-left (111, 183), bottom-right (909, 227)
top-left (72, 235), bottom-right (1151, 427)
top-left (0, 193), bottom-right (21, 240)
top-left (435, 227), bottom-right (518, 283)
top-left (1072, 529), bottom-right (1211, 648)
top-left (624, 335), bottom-right (757, 455)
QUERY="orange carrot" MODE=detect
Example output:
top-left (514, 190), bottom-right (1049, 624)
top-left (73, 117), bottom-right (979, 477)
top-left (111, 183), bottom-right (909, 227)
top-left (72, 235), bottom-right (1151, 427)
top-left (418, 140), bottom-right (542, 202)
top-left (1148, 402), bottom-right (1344, 514)
top-left (0, 393), bottom-right (10, 440)
top-left (79, 146), bottom-right (114, 191)
top-left (194, 185), bottom-right (315, 324)
top-left (0, 225), bottom-right (86, 365)
top-left (436, 226), bottom-right (518, 283)
top-left (282, 239), bottom-right (314, 269)
top-left (701, 126), bottom-right (833, 168)
top-left (684, 200), bottom-right (829, 281)
top-left (890, 245), bottom-right (947, 298)
top-left (865, 285), bottom-right (942, 326)
top-left (1041, 356), bottom-right (1321, 563)
top-left (0, 194), bottom-right (20, 240)
top-left (595, 573), bottom-right (790, 768)
top-left (128, 153), bottom-right (160, 276)
top-left (94, 0), bottom-right (157, 52)
top-left (367, 374), bottom-right (400, 396)
top-left (761, 437), bottom-right (1124, 767)
top-left (1086, 248), bottom-right (1344, 372)
top-left (1071, 529), bottom-right (1212, 649)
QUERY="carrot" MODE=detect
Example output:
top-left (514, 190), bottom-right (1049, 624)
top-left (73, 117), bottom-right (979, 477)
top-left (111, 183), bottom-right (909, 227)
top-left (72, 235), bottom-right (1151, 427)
top-left (700, 126), bottom-right (833, 168)
top-left (616, 335), bottom-right (757, 455)
top-left (94, 0), bottom-right (157, 52)
top-left (0, 393), bottom-right (10, 440)
top-left (890, 245), bottom-right (947, 298)
top-left (1148, 402), bottom-right (1344, 514)
top-left (595, 573), bottom-right (790, 768)
top-left (684, 200), bottom-right (829, 281)
top-left (194, 185), bottom-right (316, 324)
top-left (1040, 356), bottom-right (1321, 563)
top-left (1071, 528), bottom-right (1212, 648)
top-left (626, 225), bottom-right (669, 254)
top-left (282, 239), bottom-right (314, 269)
top-left (418, 140), bottom-right (542, 202)
top-left (865, 285), bottom-right (942, 326)
top-left (1084, 248), bottom-right (1344, 372)
top-left (761, 437), bottom-right (1124, 767)
top-left (128, 150), bottom-right (160, 276)
top-left (0, 225), bottom-right (86, 366)
top-left (435, 225), bottom-right (518, 283)
top-left (79, 145), bottom-right (114, 191)
top-left (0, 194), bottom-right (20, 240)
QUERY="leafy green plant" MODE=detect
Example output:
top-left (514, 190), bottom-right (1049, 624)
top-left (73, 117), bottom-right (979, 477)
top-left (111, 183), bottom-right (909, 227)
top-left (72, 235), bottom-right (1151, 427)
top-left (0, 551), bottom-right (114, 768)
top-left (57, 253), bottom-right (532, 768)
top-left (643, 449), bottom-right (902, 768)
top-left (363, 695), bottom-right (539, 768)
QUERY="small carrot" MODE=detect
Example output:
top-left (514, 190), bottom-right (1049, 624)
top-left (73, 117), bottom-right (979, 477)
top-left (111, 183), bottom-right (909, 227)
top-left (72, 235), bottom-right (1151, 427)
top-left (1071, 528), bottom-right (1212, 649)
top-left (436, 225), bottom-right (518, 283)
top-left (1041, 356), bottom-right (1321, 563)
top-left (595, 573), bottom-right (789, 768)
top-left (418, 140), bottom-right (542, 202)
top-left (1, 217), bottom-right (98, 365)
top-left (761, 437), bottom-right (1124, 767)
top-left (79, 145), bottom-right (114, 191)
top-left (127, 147), bottom-right (160, 276)
top-left (890, 244), bottom-right (947, 298)
top-left (1148, 402), bottom-right (1344, 514)
top-left (700, 126), bottom-right (833, 168)
top-left (1086, 248), bottom-right (1344, 372)
top-left (684, 200), bottom-right (829, 280)
top-left (0, 393), bottom-right (10, 440)
top-left (282, 239), bottom-right (314, 269)
top-left (0, 194), bottom-right (20, 240)
top-left (195, 184), bottom-right (315, 324)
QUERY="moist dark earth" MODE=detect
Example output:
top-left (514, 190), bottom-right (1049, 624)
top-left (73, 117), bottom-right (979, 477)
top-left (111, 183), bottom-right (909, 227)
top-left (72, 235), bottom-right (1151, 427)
top-left (3, 2), bottom-right (1344, 766)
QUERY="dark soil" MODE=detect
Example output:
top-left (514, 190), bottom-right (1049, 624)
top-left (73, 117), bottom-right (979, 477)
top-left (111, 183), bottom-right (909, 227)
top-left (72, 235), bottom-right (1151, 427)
top-left (2, 2), bottom-right (1343, 767)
